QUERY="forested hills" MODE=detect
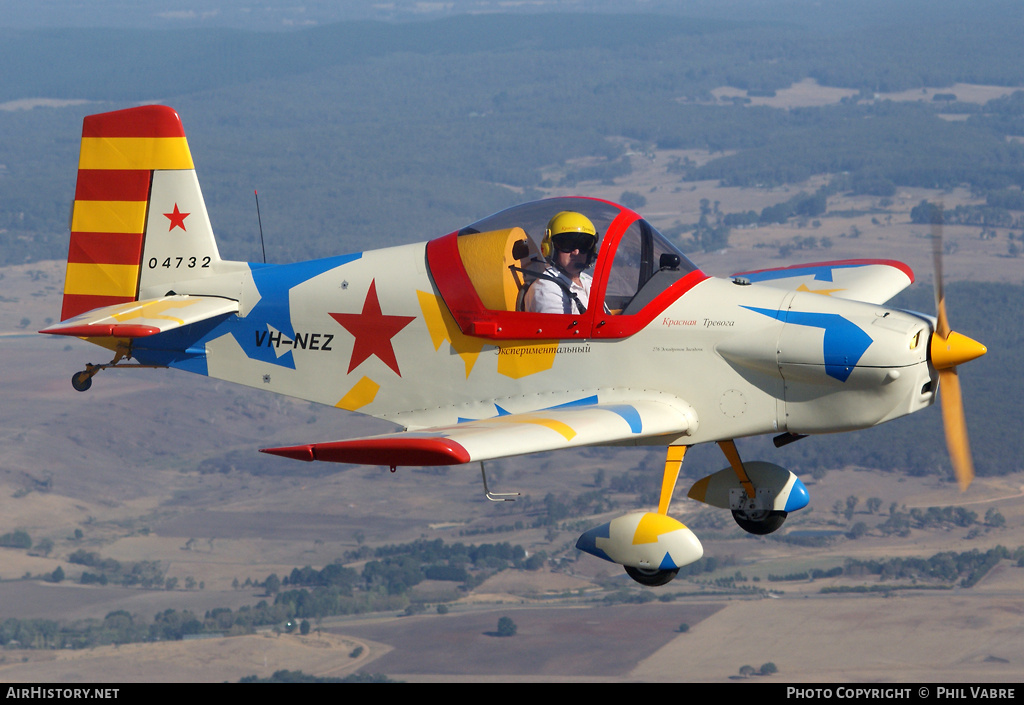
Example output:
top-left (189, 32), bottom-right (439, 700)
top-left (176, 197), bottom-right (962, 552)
top-left (2, 8), bottom-right (1024, 266)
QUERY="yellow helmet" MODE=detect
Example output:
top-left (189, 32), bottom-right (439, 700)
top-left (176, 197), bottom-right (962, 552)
top-left (541, 211), bottom-right (598, 260)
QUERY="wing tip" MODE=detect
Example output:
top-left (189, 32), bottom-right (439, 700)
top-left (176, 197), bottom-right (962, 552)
top-left (260, 445), bottom-right (315, 462)
top-left (260, 438), bottom-right (471, 466)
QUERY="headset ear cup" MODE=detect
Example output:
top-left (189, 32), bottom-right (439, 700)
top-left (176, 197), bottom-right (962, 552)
top-left (541, 232), bottom-right (552, 258)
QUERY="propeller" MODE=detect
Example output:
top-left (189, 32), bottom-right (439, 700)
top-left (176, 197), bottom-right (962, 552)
top-left (929, 205), bottom-right (987, 491)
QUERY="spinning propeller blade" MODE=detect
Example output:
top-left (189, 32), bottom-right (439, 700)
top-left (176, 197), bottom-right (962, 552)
top-left (928, 206), bottom-right (986, 491)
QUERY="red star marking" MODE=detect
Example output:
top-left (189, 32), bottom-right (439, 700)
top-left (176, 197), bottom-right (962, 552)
top-left (164, 203), bottom-right (190, 231)
top-left (329, 280), bottom-right (415, 376)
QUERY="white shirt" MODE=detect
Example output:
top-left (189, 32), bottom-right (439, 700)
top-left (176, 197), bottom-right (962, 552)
top-left (525, 267), bottom-right (592, 314)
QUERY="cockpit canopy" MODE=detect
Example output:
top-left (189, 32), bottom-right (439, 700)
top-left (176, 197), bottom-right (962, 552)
top-left (426, 197), bottom-right (706, 340)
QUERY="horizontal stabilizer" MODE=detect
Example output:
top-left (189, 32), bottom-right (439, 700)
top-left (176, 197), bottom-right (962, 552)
top-left (40, 295), bottom-right (238, 338)
top-left (262, 399), bottom-right (696, 467)
top-left (733, 259), bottom-right (914, 304)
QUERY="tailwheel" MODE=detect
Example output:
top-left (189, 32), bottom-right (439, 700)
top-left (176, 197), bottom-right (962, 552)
top-left (732, 509), bottom-right (787, 535)
top-left (69, 347), bottom-right (133, 393)
top-left (624, 565), bottom-right (679, 587)
top-left (71, 369), bottom-right (95, 392)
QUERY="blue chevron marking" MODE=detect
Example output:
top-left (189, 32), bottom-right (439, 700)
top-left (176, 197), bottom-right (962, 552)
top-left (743, 306), bottom-right (873, 382)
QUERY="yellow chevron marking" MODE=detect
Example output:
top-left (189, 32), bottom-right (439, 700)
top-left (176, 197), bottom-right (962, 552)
top-left (633, 512), bottom-right (684, 545)
top-left (111, 299), bottom-right (201, 325)
top-left (335, 376), bottom-right (380, 411)
top-left (64, 262), bottom-right (138, 297)
top-left (71, 200), bottom-right (148, 234)
top-left (797, 283), bottom-right (845, 296)
top-left (415, 291), bottom-right (484, 378)
top-left (490, 415), bottom-right (576, 442)
top-left (414, 291), bottom-right (556, 380)
top-left (79, 136), bottom-right (193, 170)
top-left (496, 341), bottom-right (557, 379)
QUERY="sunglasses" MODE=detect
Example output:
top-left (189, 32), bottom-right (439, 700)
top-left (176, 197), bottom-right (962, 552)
top-left (552, 233), bottom-right (595, 253)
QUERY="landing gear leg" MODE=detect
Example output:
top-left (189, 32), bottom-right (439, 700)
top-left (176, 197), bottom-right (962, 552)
top-left (657, 445), bottom-right (687, 516)
top-left (70, 344), bottom-right (131, 392)
top-left (622, 445), bottom-right (690, 586)
top-left (719, 440), bottom-right (787, 535)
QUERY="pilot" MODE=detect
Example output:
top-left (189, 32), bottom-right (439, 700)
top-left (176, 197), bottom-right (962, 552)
top-left (524, 211), bottom-right (598, 315)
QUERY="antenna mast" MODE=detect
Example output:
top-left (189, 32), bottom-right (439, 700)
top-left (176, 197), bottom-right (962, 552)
top-left (254, 190), bottom-right (267, 264)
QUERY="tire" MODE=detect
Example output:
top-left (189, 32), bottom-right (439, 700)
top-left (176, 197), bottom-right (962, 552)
top-left (732, 509), bottom-right (787, 535)
top-left (71, 371), bottom-right (92, 392)
top-left (624, 565), bottom-right (679, 587)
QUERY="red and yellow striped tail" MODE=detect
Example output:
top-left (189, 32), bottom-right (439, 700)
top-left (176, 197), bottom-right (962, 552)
top-left (61, 106), bottom-right (195, 321)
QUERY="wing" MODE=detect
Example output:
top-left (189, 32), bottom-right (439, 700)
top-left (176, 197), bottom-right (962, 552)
top-left (732, 259), bottom-right (914, 305)
top-left (39, 295), bottom-right (238, 338)
top-left (261, 399), bottom-right (697, 466)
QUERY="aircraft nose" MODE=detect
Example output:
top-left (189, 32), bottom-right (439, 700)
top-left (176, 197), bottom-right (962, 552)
top-left (930, 330), bottom-right (987, 370)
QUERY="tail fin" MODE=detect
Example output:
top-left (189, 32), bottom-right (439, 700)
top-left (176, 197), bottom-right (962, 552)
top-left (62, 105), bottom-right (222, 321)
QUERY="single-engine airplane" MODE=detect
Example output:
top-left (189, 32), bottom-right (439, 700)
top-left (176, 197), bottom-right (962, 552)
top-left (42, 106), bottom-right (987, 586)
